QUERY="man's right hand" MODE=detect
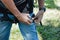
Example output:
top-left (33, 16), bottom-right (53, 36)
top-left (16, 13), bottom-right (32, 24)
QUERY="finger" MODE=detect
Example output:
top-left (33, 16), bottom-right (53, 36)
top-left (33, 17), bottom-right (38, 20)
top-left (32, 18), bottom-right (38, 23)
top-left (26, 19), bottom-right (32, 24)
top-left (24, 19), bottom-right (32, 25)
top-left (27, 14), bottom-right (31, 19)
top-left (34, 20), bottom-right (38, 24)
top-left (28, 19), bottom-right (32, 23)
top-left (34, 19), bottom-right (39, 23)
top-left (26, 21), bottom-right (31, 24)
top-left (27, 16), bottom-right (31, 19)
top-left (32, 18), bottom-right (35, 21)
top-left (26, 14), bottom-right (30, 16)
top-left (25, 14), bottom-right (31, 18)
top-left (23, 21), bottom-right (30, 25)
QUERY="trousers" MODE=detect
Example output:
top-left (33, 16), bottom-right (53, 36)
top-left (0, 12), bottom-right (38, 40)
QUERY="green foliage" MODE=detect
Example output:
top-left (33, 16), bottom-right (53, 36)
top-left (34, 0), bottom-right (38, 7)
top-left (45, 0), bottom-right (56, 8)
top-left (34, 0), bottom-right (60, 10)
top-left (45, 0), bottom-right (60, 10)
top-left (37, 22), bottom-right (60, 40)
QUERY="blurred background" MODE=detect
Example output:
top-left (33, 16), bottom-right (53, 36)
top-left (9, 0), bottom-right (60, 40)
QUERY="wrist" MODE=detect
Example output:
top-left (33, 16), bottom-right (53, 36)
top-left (13, 9), bottom-right (22, 18)
top-left (14, 12), bottom-right (22, 18)
top-left (38, 9), bottom-right (45, 15)
top-left (39, 7), bottom-right (46, 12)
top-left (13, 9), bottom-right (21, 17)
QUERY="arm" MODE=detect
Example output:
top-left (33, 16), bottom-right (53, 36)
top-left (34, 0), bottom-right (45, 24)
top-left (1, 0), bottom-right (32, 24)
top-left (1, 0), bottom-right (22, 17)
top-left (38, 0), bottom-right (44, 9)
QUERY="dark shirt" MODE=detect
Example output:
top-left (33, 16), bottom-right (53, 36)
top-left (0, 0), bottom-right (33, 13)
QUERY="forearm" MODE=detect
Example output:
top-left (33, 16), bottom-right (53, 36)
top-left (38, 0), bottom-right (44, 9)
top-left (1, 0), bottom-right (22, 17)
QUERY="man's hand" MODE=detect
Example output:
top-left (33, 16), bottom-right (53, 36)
top-left (34, 10), bottom-right (44, 23)
top-left (16, 13), bottom-right (32, 24)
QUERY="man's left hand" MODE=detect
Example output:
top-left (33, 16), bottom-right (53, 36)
top-left (33, 10), bottom-right (44, 24)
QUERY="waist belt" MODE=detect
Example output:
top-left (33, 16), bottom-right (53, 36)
top-left (0, 11), bottom-right (19, 23)
top-left (0, 12), bottom-right (35, 23)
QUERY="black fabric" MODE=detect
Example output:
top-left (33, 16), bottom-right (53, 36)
top-left (0, 0), bottom-right (34, 13)
top-left (0, 1), bottom-right (8, 13)
top-left (0, 0), bottom-right (27, 13)
top-left (27, 0), bottom-right (34, 13)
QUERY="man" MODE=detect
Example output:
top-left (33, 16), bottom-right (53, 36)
top-left (0, 0), bottom-right (46, 40)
